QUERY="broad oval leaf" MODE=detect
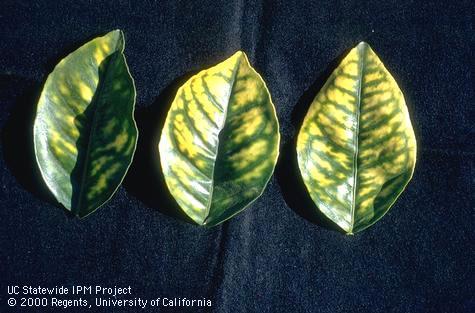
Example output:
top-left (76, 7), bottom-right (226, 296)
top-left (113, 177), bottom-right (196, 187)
top-left (297, 42), bottom-right (417, 234)
top-left (159, 51), bottom-right (280, 226)
top-left (33, 30), bottom-right (138, 217)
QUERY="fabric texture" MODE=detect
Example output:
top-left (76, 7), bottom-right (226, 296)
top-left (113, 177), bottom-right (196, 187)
top-left (0, 1), bottom-right (473, 312)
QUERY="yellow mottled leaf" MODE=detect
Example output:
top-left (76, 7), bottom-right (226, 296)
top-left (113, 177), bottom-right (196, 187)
top-left (33, 30), bottom-right (138, 217)
top-left (159, 51), bottom-right (280, 226)
top-left (297, 42), bottom-right (417, 234)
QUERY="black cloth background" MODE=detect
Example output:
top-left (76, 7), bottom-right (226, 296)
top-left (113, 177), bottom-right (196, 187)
top-left (0, 1), bottom-right (473, 312)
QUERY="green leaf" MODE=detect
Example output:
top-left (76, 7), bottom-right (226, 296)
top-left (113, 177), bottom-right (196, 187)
top-left (296, 42), bottom-right (417, 234)
top-left (33, 30), bottom-right (138, 217)
top-left (159, 51), bottom-right (280, 226)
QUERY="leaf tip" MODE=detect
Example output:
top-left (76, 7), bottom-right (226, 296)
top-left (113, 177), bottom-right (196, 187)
top-left (356, 41), bottom-right (370, 48)
top-left (107, 29), bottom-right (123, 39)
top-left (229, 50), bottom-right (245, 64)
top-left (106, 29), bottom-right (125, 52)
top-left (233, 50), bottom-right (246, 57)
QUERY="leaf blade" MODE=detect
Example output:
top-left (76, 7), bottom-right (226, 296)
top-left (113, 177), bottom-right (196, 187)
top-left (297, 42), bottom-right (417, 234)
top-left (33, 30), bottom-right (138, 217)
top-left (159, 51), bottom-right (280, 226)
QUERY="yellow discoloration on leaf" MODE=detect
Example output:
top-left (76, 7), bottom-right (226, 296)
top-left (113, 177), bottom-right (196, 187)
top-left (175, 97), bottom-right (184, 109)
top-left (192, 81), bottom-right (223, 119)
top-left (326, 88), bottom-right (355, 105)
top-left (34, 30), bottom-right (137, 217)
top-left (308, 163), bottom-right (332, 187)
top-left (101, 43), bottom-right (111, 53)
top-left (187, 100), bottom-right (220, 137)
top-left (78, 82), bottom-right (93, 102)
top-left (363, 71), bottom-right (381, 83)
top-left (93, 49), bottom-right (105, 65)
top-left (311, 152), bottom-right (331, 170)
top-left (172, 113), bottom-right (210, 159)
top-left (233, 79), bottom-right (259, 106)
top-left (66, 115), bottom-right (75, 126)
top-left (263, 122), bottom-right (274, 135)
top-left (228, 139), bottom-right (267, 163)
top-left (112, 133), bottom-right (128, 149)
top-left (159, 51), bottom-right (279, 226)
top-left (311, 140), bottom-right (330, 153)
top-left (61, 140), bottom-right (78, 155)
top-left (52, 146), bottom-right (64, 158)
top-left (50, 131), bottom-right (78, 155)
top-left (342, 62), bottom-right (358, 75)
top-left (235, 159), bottom-right (270, 183)
top-left (202, 75), bottom-right (229, 107)
top-left (59, 83), bottom-right (71, 96)
top-left (296, 132), bottom-right (309, 151)
top-left (231, 107), bottom-right (264, 143)
top-left (308, 123), bottom-right (322, 136)
top-left (334, 75), bottom-right (356, 90)
top-left (196, 159), bottom-right (206, 170)
top-left (297, 42), bottom-right (417, 234)
top-left (103, 119), bottom-right (117, 135)
top-left (87, 163), bottom-right (121, 200)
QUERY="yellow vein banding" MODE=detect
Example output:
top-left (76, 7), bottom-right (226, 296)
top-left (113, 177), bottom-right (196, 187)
top-left (297, 42), bottom-right (417, 234)
top-left (159, 51), bottom-right (280, 226)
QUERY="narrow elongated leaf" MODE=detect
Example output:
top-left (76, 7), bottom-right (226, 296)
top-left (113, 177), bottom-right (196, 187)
top-left (159, 51), bottom-right (280, 226)
top-left (33, 30), bottom-right (138, 217)
top-left (297, 42), bottom-right (417, 234)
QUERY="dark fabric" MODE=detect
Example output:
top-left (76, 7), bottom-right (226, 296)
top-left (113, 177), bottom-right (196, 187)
top-left (1, 1), bottom-right (473, 312)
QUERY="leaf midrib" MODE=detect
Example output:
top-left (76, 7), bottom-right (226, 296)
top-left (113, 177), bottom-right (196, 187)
top-left (74, 49), bottom-right (121, 215)
top-left (203, 55), bottom-right (243, 224)
top-left (349, 43), bottom-right (367, 233)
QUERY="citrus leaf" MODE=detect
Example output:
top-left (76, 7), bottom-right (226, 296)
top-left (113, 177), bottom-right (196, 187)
top-left (159, 51), bottom-right (280, 226)
top-left (33, 30), bottom-right (138, 217)
top-left (297, 42), bottom-right (417, 234)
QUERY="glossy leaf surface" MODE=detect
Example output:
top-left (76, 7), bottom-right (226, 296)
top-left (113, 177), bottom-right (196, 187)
top-left (34, 30), bottom-right (138, 217)
top-left (159, 51), bottom-right (280, 226)
top-left (297, 42), bottom-right (417, 234)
